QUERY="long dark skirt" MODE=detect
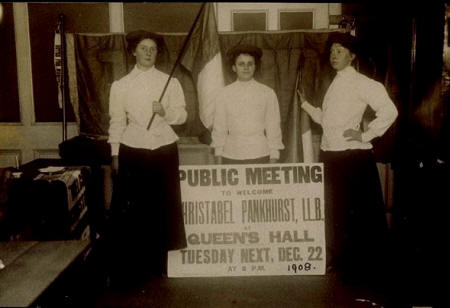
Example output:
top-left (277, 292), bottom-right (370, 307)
top-left (321, 149), bottom-right (389, 279)
top-left (107, 142), bottom-right (187, 277)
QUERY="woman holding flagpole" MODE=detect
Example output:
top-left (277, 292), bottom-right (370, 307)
top-left (106, 30), bottom-right (187, 282)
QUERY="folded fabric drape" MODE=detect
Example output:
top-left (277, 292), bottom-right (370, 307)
top-left (67, 30), bottom-right (339, 160)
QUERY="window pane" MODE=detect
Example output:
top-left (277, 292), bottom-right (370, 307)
top-left (28, 3), bottom-right (109, 122)
top-left (233, 12), bottom-right (267, 31)
top-left (280, 11), bottom-right (313, 30)
top-left (0, 3), bottom-right (20, 122)
top-left (124, 3), bottom-right (203, 33)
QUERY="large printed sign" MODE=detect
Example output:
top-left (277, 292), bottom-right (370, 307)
top-left (168, 163), bottom-right (325, 277)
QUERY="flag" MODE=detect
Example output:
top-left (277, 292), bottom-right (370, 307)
top-left (54, 21), bottom-right (63, 109)
top-left (284, 54), bottom-right (314, 163)
top-left (181, 3), bottom-right (225, 130)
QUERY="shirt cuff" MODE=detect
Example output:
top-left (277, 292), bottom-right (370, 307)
top-left (361, 130), bottom-right (378, 143)
top-left (270, 150), bottom-right (280, 160)
top-left (300, 101), bottom-right (322, 125)
top-left (110, 143), bottom-right (120, 156)
top-left (301, 100), bottom-right (313, 112)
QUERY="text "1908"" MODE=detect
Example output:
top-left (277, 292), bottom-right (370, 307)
top-left (288, 262), bottom-right (313, 273)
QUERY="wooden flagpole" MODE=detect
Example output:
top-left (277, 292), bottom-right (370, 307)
top-left (146, 2), bottom-right (206, 130)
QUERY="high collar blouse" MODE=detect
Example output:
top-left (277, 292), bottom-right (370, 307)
top-left (211, 79), bottom-right (284, 160)
top-left (302, 66), bottom-right (398, 151)
top-left (108, 65), bottom-right (187, 155)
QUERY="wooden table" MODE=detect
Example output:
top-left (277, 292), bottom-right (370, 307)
top-left (0, 240), bottom-right (90, 307)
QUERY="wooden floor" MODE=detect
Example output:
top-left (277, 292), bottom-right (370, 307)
top-left (33, 245), bottom-right (445, 308)
top-left (0, 240), bottom-right (90, 307)
top-left (1, 239), bottom-right (445, 307)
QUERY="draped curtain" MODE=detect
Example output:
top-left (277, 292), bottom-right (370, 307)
top-left (66, 30), bottom-right (338, 160)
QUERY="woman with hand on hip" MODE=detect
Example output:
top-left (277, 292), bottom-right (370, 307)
top-left (299, 32), bottom-right (398, 282)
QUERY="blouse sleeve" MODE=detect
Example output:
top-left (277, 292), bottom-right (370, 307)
top-left (301, 101), bottom-right (323, 125)
top-left (265, 90), bottom-right (284, 159)
top-left (161, 77), bottom-right (187, 125)
top-left (107, 81), bottom-right (127, 156)
top-left (360, 80), bottom-right (398, 143)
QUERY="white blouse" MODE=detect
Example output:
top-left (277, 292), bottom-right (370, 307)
top-left (108, 65), bottom-right (187, 156)
top-left (301, 66), bottom-right (398, 151)
top-left (211, 79), bottom-right (284, 160)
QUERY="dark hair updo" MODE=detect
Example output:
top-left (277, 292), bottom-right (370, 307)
top-left (226, 44), bottom-right (263, 68)
top-left (125, 30), bottom-right (164, 54)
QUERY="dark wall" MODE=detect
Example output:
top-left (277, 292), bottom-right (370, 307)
top-left (28, 3), bottom-right (110, 123)
top-left (0, 3), bottom-right (20, 122)
top-left (343, 2), bottom-right (448, 162)
top-left (344, 4), bottom-right (449, 303)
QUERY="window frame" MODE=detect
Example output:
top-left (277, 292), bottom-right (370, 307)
top-left (278, 9), bottom-right (315, 30)
top-left (231, 9), bottom-right (269, 31)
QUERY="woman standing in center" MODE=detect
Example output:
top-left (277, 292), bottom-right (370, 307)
top-left (211, 44), bottom-right (284, 164)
